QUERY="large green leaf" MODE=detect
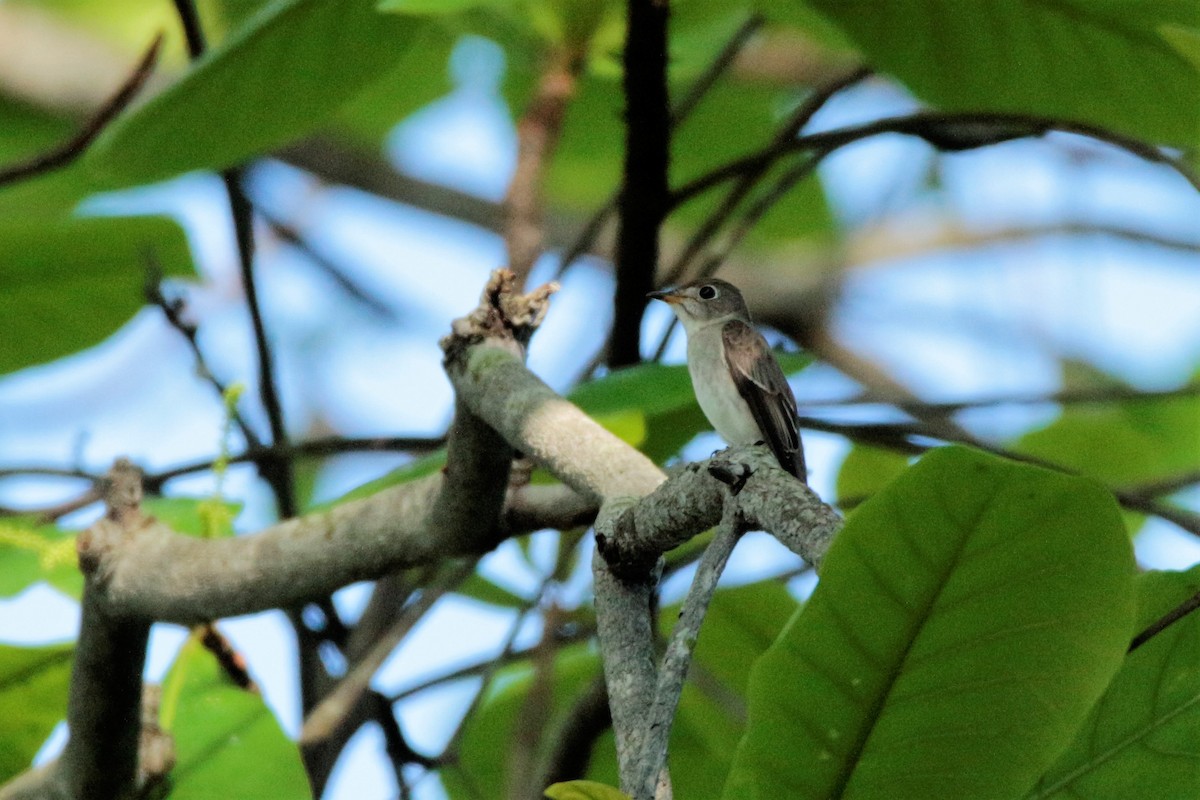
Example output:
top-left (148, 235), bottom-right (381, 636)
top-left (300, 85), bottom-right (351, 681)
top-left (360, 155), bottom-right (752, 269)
top-left (87, 0), bottom-right (424, 185)
top-left (162, 634), bottom-right (310, 799)
top-left (0, 644), bottom-right (72, 783)
top-left (795, 0), bottom-right (1200, 147)
top-left (1027, 566), bottom-right (1200, 799)
top-left (723, 446), bottom-right (1136, 800)
top-left (0, 215), bottom-right (193, 375)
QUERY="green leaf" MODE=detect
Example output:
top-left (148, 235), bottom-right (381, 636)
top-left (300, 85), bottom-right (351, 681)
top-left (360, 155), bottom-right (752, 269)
top-left (311, 448), bottom-right (446, 510)
top-left (835, 444), bottom-right (909, 505)
top-left (162, 635), bottom-right (310, 799)
top-left (87, 0), bottom-right (424, 185)
top-left (0, 215), bottom-right (193, 375)
top-left (1013, 386), bottom-right (1200, 536)
top-left (0, 520), bottom-right (81, 599)
top-left (143, 497), bottom-right (241, 539)
top-left (0, 644), bottom-right (72, 783)
top-left (544, 781), bottom-right (630, 800)
top-left (0, 99), bottom-right (92, 216)
top-left (1161, 23), bottom-right (1200, 70)
top-left (1027, 566), bottom-right (1200, 798)
top-left (799, 0), bottom-right (1200, 146)
top-left (724, 446), bottom-right (1136, 800)
top-left (458, 572), bottom-right (529, 608)
top-left (444, 644), bottom-right (606, 799)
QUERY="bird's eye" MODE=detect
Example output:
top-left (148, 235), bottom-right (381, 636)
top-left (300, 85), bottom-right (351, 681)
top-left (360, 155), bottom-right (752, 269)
top-left (698, 285), bottom-right (718, 300)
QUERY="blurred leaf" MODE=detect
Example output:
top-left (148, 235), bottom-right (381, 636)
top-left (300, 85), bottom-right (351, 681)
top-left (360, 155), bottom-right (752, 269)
top-left (0, 99), bottom-right (90, 216)
top-left (87, 0), bottom-right (425, 185)
top-left (0, 643), bottom-right (72, 783)
top-left (0, 520), bottom-right (82, 599)
top-left (544, 781), bottom-right (629, 800)
top-left (312, 449), bottom-right (446, 510)
top-left (834, 444), bottom-right (909, 505)
top-left (798, 0), bottom-right (1200, 146)
top-left (662, 581), bottom-right (801, 797)
top-left (444, 644), bottom-right (604, 799)
top-left (0, 215), bottom-right (193, 375)
top-left (1027, 566), bottom-right (1200, 799)
top-left (1013, 387), bottom-right (1200, 527)
top-left (1161, 23), bottom-right (1200, 70)
top-left (458, 572), bottom-right (529, 608)
top-left (445, 581), bottom-right (798, 799)
top-left (331, 21), bottom-right (458, 145)
top-left (724, 446), bottom-right (1136, 800)
top-left (162, 635), bottom-right (310, 799)
top-left (143, 497), bottom-right (241, 539)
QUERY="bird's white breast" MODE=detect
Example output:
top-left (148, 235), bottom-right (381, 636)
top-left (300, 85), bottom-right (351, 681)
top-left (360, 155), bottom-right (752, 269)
top-left (686, 324), bottom-right (762, 445)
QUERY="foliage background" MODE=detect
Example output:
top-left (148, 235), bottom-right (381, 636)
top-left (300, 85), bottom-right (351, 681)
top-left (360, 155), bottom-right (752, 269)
top-left (0, 0), bottom-right (1198, 798)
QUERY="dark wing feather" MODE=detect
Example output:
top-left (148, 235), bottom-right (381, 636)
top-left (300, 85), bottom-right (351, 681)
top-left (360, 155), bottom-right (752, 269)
top-left (722, 320), bottom-right (805, 480)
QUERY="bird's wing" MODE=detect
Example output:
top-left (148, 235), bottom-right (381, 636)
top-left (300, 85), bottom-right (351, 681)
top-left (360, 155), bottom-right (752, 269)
top-left (722, 319), bottom-right (805, 480)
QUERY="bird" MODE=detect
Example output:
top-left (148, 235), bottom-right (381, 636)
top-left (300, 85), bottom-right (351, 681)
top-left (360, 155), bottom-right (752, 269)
top-left (648, 278), bottom-right (805, 480)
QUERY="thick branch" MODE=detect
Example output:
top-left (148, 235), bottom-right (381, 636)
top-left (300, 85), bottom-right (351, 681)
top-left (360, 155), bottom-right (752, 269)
top-left (610, 0), bottom-right (671, 367)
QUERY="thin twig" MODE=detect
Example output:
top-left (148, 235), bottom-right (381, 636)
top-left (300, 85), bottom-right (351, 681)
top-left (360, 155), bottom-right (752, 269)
top-left (0, 34), bottom-right (163, 188)
top-left (301, 560), bottom-right (478, 745)
top-left (505, 50), bottom-right (580, 284)
top-left (635, 496), bottom-right (743, 800)
top-left (673, 111), bottom-right (1200, 207)
top-left (259, 209), bottom-right (395, 319)
top-left (661, 66), bottom-right (871, 286)
top-left (144, 254), bottom-right (261, 448)
top-left (650, 153), bottom-right (822, 360)
top-left (553, 13), bottom-right (766, 279)
top-left (1129, 589), bottom-right (1200, 652)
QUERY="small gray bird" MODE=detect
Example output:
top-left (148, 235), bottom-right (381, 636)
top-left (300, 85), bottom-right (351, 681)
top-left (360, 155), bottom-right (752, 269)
top-left (648, 279), bottom-right (805, 480)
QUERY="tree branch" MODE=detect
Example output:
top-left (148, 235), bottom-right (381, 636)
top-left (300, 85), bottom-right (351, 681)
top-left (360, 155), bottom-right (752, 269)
top-left (610, 0), bottom-right (671, 367)
top-left (674, 111), bottom-right (1200, 207)
top-left (505, 51), bottom-right (580, 284)
top-left (635, 495), bottom-right (741, 800)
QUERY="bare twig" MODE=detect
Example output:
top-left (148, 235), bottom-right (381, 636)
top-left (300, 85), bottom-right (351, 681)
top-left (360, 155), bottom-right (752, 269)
top-left (300, 560), bottom-right (477, 745)
top-left (553, 13), bottom-right (766, 279)
top-left (635, 496), bottom-right (742, 800)
top-left (259, 209), bottom-right (395, 319)
top-left (0, 34), bottom-right (163, 188)
top-left (661, 66), bottom-right (870, 284)
top-left (1129, 589), bottom-right (1200, 652)
top-left (674, 111), bottom-right (1200, 207)
top-left (506, 51), bottom-right (580, 284)
top-left (144, 255), bottom-right (261, 449)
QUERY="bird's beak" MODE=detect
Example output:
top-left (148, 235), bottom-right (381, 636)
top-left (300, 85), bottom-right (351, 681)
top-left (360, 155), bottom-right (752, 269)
top-left (647, 288), bottom-right (683, 305)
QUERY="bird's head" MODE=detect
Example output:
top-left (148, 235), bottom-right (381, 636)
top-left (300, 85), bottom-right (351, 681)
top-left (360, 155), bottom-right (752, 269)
top-left (647, 278), bottom-right (750, 332)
